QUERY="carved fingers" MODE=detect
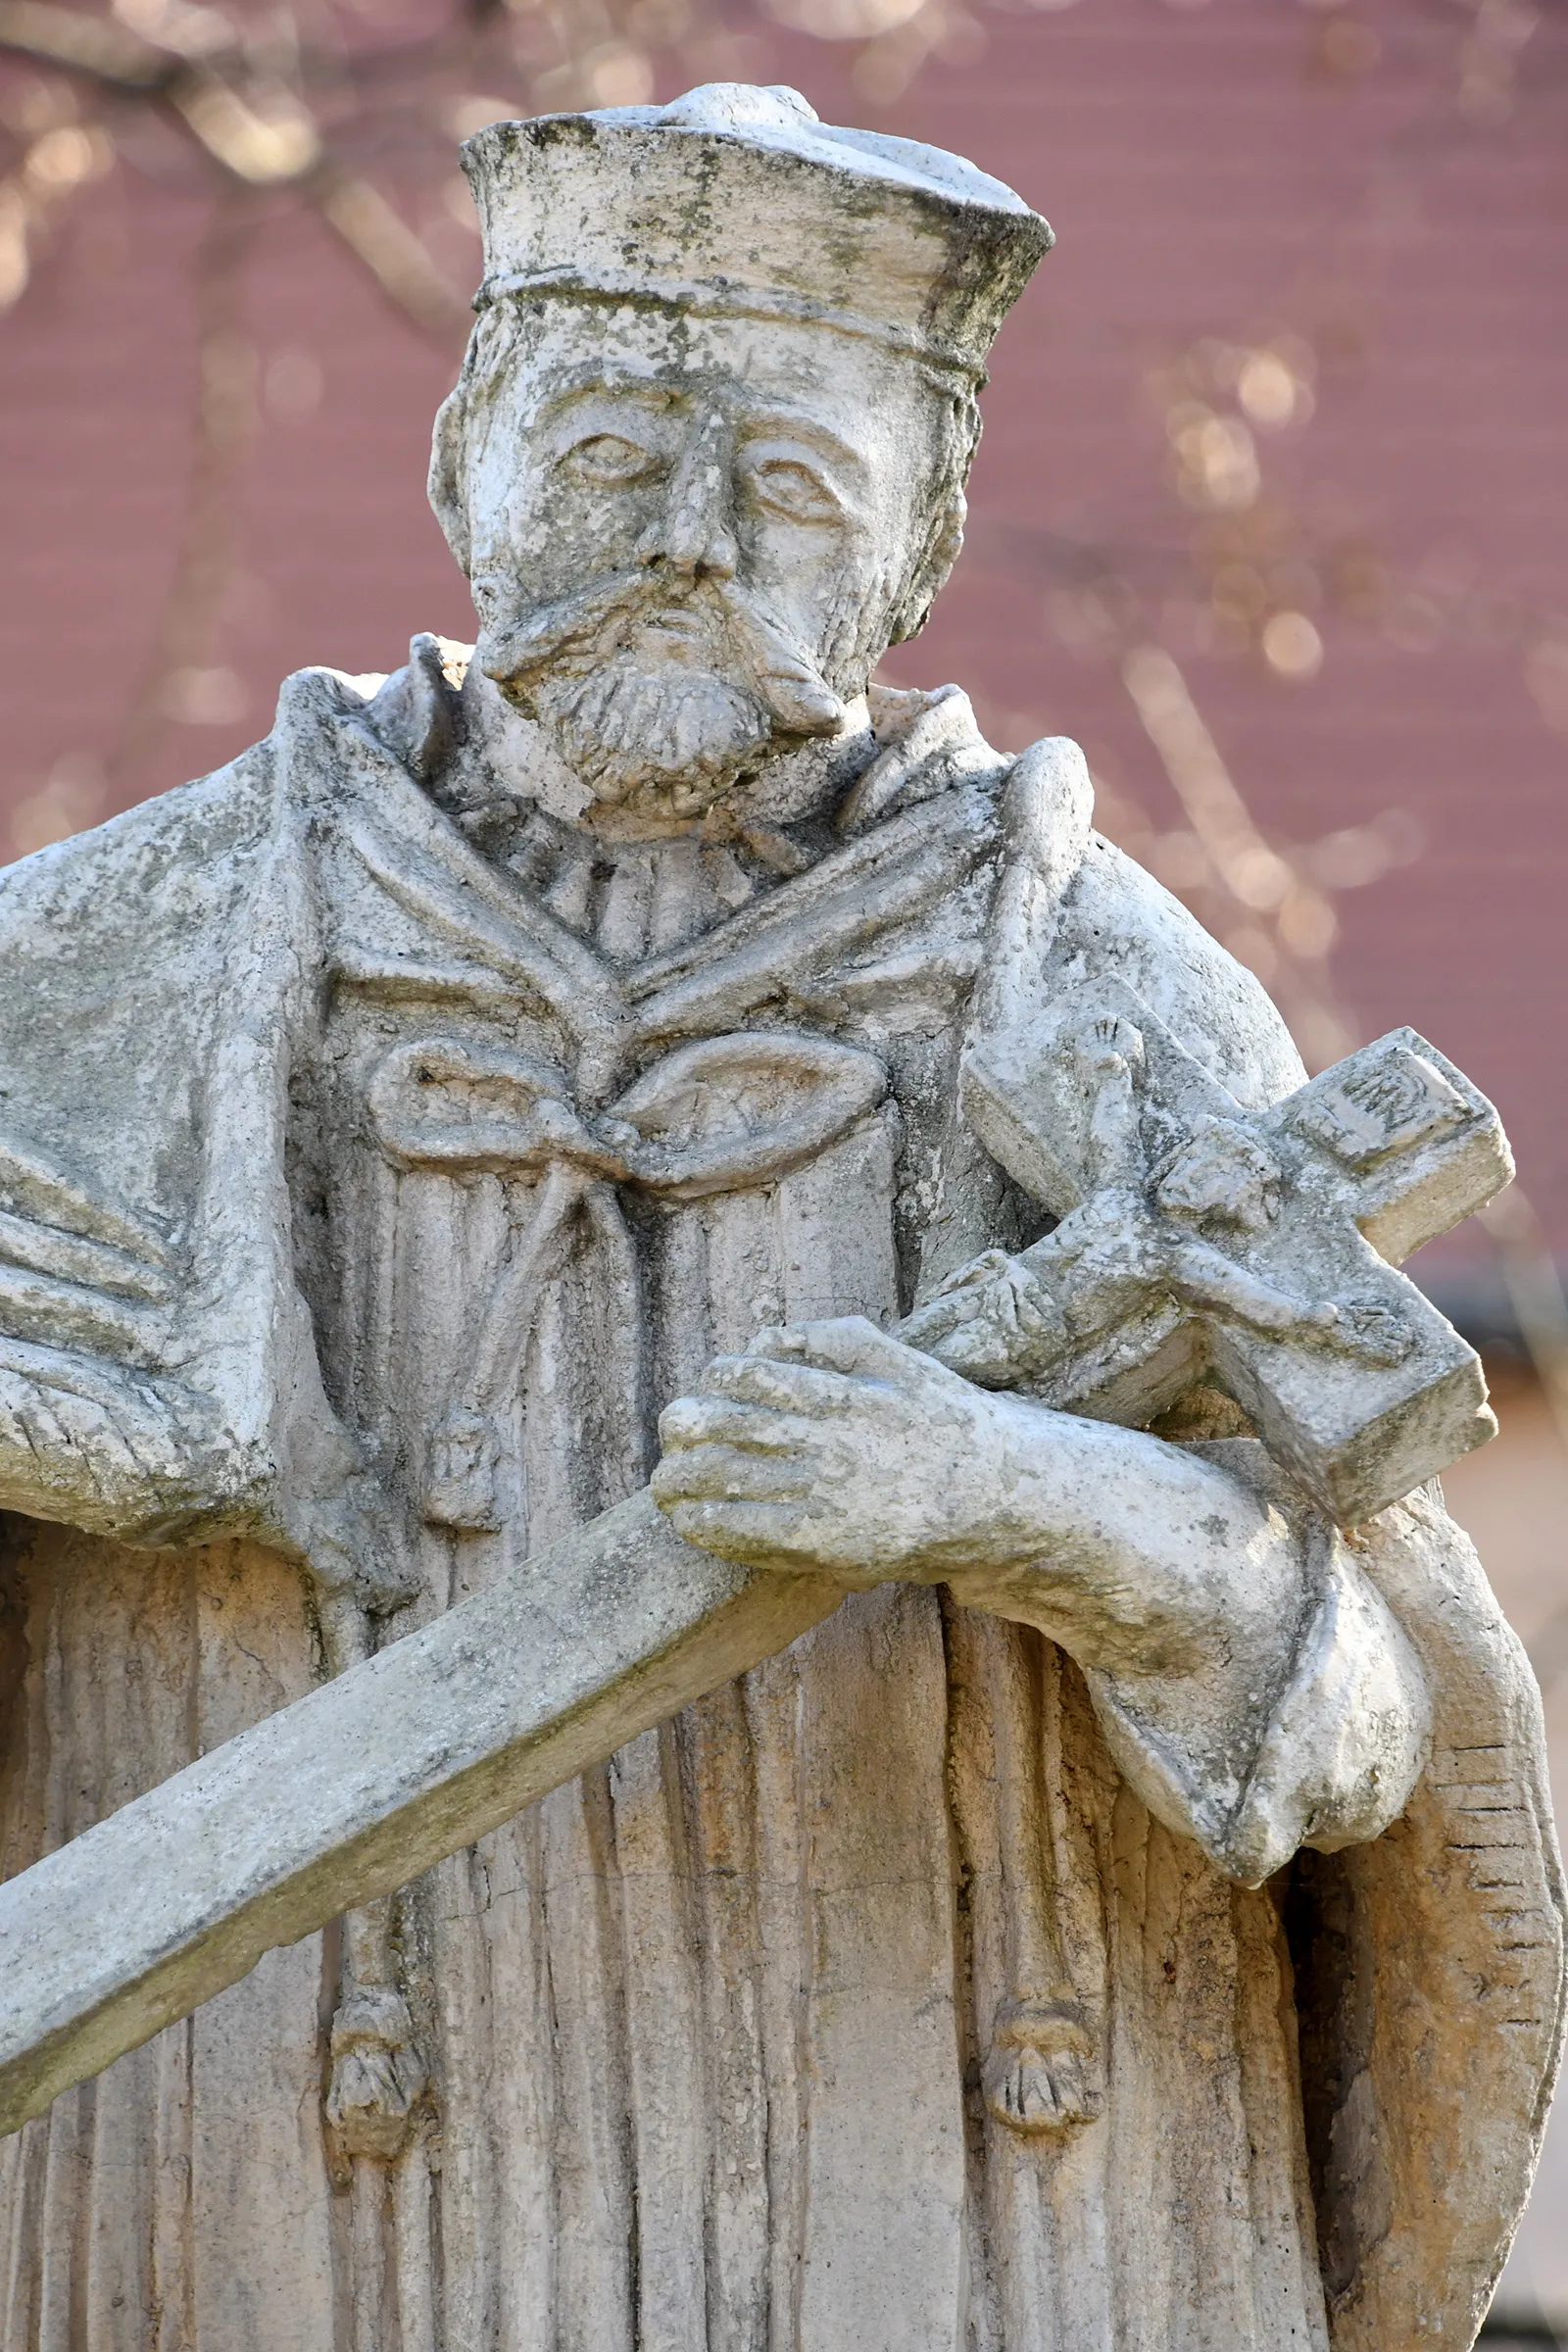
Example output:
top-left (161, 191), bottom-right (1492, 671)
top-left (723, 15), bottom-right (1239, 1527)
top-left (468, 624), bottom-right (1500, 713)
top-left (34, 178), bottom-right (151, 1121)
top-left (0, 1358), bottom-right (198, 1533)
top-left (983, 1998), bottom-right (1100, 2136)
top-left (652, 1433), bottom-right (817, 1500)
top-left (657, 1392), bottom-right (821, 1450)
top-left (743, 1313), bottom-right (974, 1391)
top-left (655, 1360), bottom-right (827, 1566)
top-left (687, 1351), bottom-right (864, 1416)
top-left (1074, 1012), bottom-right (1144, 1078)
top-left (653, 1314), bottom-right (1010, 1583)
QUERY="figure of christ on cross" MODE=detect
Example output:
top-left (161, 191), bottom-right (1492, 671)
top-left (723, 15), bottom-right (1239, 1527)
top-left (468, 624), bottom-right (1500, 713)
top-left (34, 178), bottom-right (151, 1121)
top-left (905, 999), bottom-right (1509, 1522)
top-left (0, 80), bottom-right (1560, 2352)
top-left (910, 1014), bottom-right (1365, 1381)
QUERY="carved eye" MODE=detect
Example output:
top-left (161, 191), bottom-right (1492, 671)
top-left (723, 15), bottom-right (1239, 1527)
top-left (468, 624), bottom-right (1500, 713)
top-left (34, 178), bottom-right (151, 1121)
top-left (564, 432), bottom-right (662, 486)
top-left (747, 456), bottom-right (842, 524)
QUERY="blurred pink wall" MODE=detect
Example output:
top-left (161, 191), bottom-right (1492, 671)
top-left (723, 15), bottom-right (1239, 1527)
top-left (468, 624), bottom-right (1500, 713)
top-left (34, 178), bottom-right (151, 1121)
top-left (2, 0), bottom-right (1566, 1242)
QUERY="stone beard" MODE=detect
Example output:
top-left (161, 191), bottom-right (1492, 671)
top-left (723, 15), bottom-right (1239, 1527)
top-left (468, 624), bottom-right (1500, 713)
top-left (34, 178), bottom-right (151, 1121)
top-left (0, 83), bottom-right (1559, 2352)
top-left (497, 557), bottom-right (847, 814)
top-left (532, 582), bottom-right (787, 808)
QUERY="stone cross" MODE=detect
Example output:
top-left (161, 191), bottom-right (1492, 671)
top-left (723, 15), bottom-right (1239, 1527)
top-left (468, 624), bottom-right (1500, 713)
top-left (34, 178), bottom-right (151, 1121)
top-left (0, 980), bottom-right (1511, 2138)
top-left (905, 979), bottom-right (1513, 1527)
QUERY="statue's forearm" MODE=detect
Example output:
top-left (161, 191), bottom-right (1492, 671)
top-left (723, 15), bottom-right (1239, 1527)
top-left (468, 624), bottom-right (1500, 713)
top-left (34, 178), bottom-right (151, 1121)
top-left (943, 1394), bottom-right (1306, 1677)
top-left (653, 1318), bottom-right (1432, 1886)
top-left (949, 1398), bottom-right (1431, 1886)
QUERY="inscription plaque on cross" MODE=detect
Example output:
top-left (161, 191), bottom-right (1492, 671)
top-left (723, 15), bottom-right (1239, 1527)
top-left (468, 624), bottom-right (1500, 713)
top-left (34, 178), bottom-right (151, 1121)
top-left (904, 978), bottom-right (1513, 1527)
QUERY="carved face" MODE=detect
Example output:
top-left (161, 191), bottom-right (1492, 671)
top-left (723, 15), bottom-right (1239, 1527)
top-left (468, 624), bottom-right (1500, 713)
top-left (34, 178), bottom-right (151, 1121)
top-left (431, 303), bottom-right (969, 821)
top-left (1153, 1119), bottom-right (1283, 1233)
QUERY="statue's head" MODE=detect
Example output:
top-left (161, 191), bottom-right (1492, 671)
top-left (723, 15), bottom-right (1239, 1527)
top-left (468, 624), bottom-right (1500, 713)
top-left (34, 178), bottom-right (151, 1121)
top-left (429, 84), bottom-right (1051, 822)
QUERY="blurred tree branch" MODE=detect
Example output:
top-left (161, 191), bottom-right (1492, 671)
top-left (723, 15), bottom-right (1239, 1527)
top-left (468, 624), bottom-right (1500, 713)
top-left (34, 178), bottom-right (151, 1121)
top-left (0, 0), bottom-right (474, 335)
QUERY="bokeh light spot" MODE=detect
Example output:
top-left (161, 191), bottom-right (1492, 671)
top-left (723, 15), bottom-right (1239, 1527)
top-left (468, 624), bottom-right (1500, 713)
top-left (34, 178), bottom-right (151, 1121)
top-left (1261, 611), bottom-right (1324, 679)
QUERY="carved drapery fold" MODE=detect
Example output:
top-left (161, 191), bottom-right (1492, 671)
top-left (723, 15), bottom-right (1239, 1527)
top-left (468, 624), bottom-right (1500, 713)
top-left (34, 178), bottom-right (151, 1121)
top-left (365, 1028), bottom-right (889, 1529)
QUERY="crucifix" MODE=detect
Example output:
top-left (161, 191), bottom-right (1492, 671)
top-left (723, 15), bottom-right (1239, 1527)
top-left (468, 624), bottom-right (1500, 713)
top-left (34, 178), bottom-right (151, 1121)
top-left (0, 79), bottom-right (1559, 2352)
top-left (909, 984), bottom-right (1511, 1526)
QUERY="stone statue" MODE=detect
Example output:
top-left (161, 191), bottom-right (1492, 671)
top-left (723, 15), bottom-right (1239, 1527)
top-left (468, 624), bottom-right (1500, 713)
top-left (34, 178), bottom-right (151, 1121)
top-left (0, 82), bottom-right (1560, 2352)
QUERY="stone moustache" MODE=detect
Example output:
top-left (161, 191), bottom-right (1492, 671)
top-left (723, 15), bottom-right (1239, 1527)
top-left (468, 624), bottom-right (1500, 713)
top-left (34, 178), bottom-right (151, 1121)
top-left (0, 80), bottom-right (1559, 2352)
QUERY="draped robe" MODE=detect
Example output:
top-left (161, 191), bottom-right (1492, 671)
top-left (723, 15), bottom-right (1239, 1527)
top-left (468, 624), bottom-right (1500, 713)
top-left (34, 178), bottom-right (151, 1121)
top-left (0, 648), bottom-right (1560, 2352)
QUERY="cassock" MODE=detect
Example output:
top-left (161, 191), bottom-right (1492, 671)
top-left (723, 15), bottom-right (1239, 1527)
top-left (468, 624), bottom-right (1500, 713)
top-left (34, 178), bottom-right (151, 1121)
top-left (0, 640), bottom-right (1558, 2352)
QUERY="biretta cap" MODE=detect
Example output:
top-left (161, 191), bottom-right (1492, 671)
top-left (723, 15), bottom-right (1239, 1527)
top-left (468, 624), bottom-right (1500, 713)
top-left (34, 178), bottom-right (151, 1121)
top-left (462, 82), bottom-right (1053, 382)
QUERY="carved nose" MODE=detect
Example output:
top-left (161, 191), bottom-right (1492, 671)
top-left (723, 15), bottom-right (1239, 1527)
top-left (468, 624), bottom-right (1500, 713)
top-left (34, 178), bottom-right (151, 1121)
top-left (636, 413), bottom-right (738, 581)
top-left (659, 500), bottom-right (738, 580)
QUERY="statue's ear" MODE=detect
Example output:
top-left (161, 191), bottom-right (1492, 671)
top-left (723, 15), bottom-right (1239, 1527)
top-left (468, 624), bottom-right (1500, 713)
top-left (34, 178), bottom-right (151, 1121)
top-left (428, 386), bottom-right (471, 575)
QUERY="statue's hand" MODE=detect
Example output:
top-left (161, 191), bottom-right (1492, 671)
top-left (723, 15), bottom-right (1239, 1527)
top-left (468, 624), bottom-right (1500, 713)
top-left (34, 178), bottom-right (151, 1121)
top-left (653, 1315), bottom-right (1018, 1586)
top-left (655, 1314), bottom-right (1312, 1694)
top-left (1073, 1011), bottom-right (1144, 1080)
top-left (897, 1253), bottom-right (1068, 1389)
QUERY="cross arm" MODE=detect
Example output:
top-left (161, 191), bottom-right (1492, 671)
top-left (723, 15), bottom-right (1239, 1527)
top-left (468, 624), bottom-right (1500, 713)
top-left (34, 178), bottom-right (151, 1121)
top-left (0, 1490), bottom-right (839, 2141)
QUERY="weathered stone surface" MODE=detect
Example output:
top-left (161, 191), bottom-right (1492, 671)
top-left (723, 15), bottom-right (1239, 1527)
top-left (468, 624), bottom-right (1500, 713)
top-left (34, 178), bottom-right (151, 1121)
top-left (0, 79), bottom-right (1559, 2352)
top-left (0, 1493), bottom-right (838, 2138)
